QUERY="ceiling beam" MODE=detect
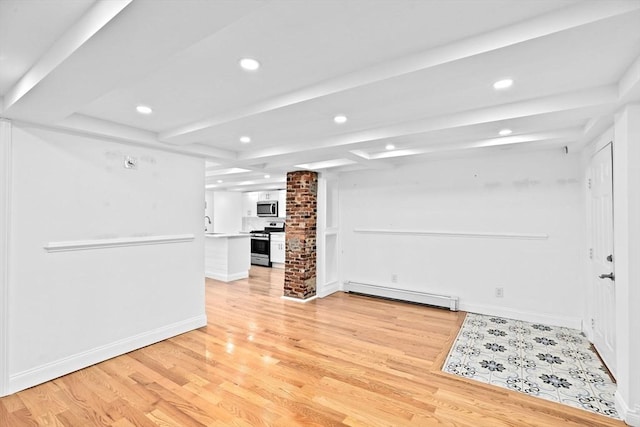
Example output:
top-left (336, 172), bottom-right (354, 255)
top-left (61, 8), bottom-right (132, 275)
top-left (343, 151), bottom-right (395, 170)
top-left (368, 129), bottom-right (583, 160)
top-left (2, 0), bottom-right (133, 112)
top-left (30, 113), bottom-right (237, 161)
top-left (160, 0), bottom-right (640, 144)
top-left (619, 54), bottom-right (640, 102)
top-left (230, 85), bottom-right (617, 163)
top-left (2, 1), bottom-right (265, 125)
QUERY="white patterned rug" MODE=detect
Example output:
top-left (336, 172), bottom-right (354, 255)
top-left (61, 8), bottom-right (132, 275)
top-left (442, 313), bottom-right (619, 419)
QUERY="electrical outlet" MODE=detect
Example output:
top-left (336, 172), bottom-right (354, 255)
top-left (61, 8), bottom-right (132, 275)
top-left (391, 274), bottom-right (398, 283)
top-left (495, 287), bottom-right (504, 298)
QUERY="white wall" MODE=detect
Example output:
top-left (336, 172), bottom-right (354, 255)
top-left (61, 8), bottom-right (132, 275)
top-left (2, 123), bottom-right (206, 395)
top-left (339, 148), bottom-right (585, 327)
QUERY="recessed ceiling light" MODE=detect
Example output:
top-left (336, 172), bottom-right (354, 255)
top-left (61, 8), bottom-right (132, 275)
top-left (239, 136), bottom-right (251, 143)
top-left (334, 115), bottom-right (347, 124)
top-left (239, 58), bottom-right (260, 71)
top-left (136, 105), bottom-right (152, 114)
top-left (217, 179), bottom-right (223, 183)
top-left (264, 174), bottom-right (270, 179)
top-left (499, 129), bottom-right (513, 136)
top-left (385, 144), bottom-right (395, 150)
top-left (493, 79), bottom-right (513, 90)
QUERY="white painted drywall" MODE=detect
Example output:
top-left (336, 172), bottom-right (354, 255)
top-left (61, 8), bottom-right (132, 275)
top-left (5, 123), bottom-right (205, 394)
top-left (339, 148), bottom-right (585, 327)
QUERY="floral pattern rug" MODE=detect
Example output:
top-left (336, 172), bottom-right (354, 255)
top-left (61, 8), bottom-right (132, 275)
top-left (442, 312), bottom-right (619, 419)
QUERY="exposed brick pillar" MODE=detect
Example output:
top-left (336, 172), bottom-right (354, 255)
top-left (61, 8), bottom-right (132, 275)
top-left (284, 171), bottom-right (318, 299)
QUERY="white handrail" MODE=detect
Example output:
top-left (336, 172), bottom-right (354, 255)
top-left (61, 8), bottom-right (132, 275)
top-left (44, 234), bottom-right (195, 252)
top-left (353, 228), bottom-right (548, 240)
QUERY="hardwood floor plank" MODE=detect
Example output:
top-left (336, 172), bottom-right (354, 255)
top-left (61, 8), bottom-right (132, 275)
top-left (1, 392), bottom-right (27, 413)
top-left (0, 266), bottom-right (627, 426)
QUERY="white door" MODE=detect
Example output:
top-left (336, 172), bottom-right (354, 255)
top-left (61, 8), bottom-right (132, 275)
top-left (590, 143), bottom-right (616, 377)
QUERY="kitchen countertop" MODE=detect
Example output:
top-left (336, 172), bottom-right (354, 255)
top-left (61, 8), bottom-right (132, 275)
top-left (204, 233), bottom-right (250, 238)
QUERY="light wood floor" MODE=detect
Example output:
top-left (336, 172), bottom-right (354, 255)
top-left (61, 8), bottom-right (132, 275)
top-left (0, 266), bottom-right (626, 426)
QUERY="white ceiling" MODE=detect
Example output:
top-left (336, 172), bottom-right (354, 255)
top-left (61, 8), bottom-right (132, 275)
top-left (1, 0), bottom-right (639, 191)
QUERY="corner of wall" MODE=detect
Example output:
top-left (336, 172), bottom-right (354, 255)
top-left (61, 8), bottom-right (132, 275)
top-left (0, 118), bottom-right (12, 396)
top-left (616, 392), bottom-right (640, 427)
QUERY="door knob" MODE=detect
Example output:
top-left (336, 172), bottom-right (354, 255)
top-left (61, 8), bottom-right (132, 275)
top-left (606, 254), bottom-right (613, 262)
top-left (599, 272), bottom-right (615, 281)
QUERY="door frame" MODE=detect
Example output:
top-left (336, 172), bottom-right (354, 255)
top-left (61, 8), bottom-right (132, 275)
top-left (587, 141), bottom-right (616, 375)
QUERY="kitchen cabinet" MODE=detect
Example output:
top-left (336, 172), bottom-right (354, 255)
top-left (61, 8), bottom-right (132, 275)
top-left (258, 191), bottom-right (279, 201)
top-left (278, 190), bottom-right (286, 218)
top-left (205, 234), bottom-right (251, 282)
top-left (242, 192), bottom-right (259, 217)
top-left (242, 190), bottom-right (286, 218)
top-left (270, 232), bottom-right (285, 265)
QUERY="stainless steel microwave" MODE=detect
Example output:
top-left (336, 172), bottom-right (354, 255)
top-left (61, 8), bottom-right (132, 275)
top-left (257, 200), bottom-right (278, 217)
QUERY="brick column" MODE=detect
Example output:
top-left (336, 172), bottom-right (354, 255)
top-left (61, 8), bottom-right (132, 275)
top-left (284, 171), bottom-right (317, 299)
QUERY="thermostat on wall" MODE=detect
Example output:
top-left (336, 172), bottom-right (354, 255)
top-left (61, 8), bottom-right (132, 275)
top-left (124, 156), bottom-right (138, 169)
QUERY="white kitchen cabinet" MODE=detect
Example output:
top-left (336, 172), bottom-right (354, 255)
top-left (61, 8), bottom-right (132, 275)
top-left (243, 190), bottom-right (286, 218)
top-left (277, 190), bottom-right (286, 218)
top-left (258, 191), bottom-right (278, 201)
top-left (242, 192), bottom-right (259, 217)
top-left (205, 234), bottom-right (251, 282)
top-left (270, 232), bottom-right (285, 265)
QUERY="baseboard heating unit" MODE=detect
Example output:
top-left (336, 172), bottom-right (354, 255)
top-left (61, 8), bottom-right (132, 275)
top-left (344, 281), bottom-right (459, 311)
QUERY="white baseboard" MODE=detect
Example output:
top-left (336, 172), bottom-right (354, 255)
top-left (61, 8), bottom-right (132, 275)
top-left (616, 391), bottom-right (640, 426)
top-left (205, 270), bottom-right (248, 282)
top-left (459, 302), bottom-right (582, 329)
top-left (5, 314), bottom-right (207, 397)
top-left (317, 281), bottom-right (340, 298)
top-left (271, 262), bottom-right (285, 270)
top-left (281, 295), bottom-right (318, 303)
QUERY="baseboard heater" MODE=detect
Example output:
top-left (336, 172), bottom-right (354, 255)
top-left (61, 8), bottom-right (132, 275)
top-left (344, 281), bottom-right (459, 311)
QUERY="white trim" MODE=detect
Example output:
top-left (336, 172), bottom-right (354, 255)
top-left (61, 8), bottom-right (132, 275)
top-left (44, 234), bottom-right (195, 252)
top-left (616, 392), bottom-right (640, 427)
top-left (459, 301), bottom-right (582, 330)
top-left (0, 118), bottom-right (12, 396)
top-left (4, 314), bottom-right (206, 397)
top-left (204, 270), bottom-right (248, 282)
top-left (280, 295), bottom-right (318, 303)
top-left (317, 280), bottom-right (340, 298)
top-left (353, 228), bottom-right (548, 240)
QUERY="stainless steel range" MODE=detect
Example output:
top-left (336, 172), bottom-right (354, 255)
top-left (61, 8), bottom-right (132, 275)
top-left (250, 221), bottom-right (285, 267)
top-left (250, 230), bottom-right (271, 267)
